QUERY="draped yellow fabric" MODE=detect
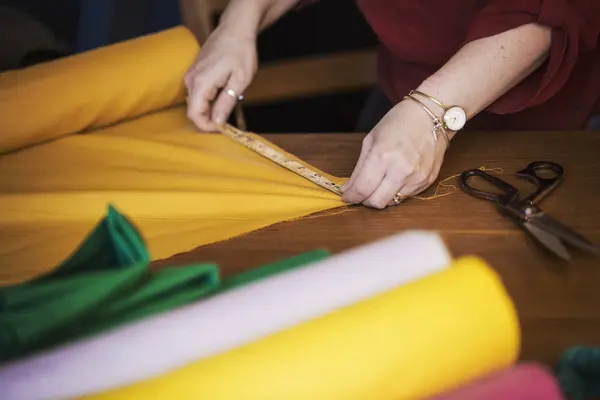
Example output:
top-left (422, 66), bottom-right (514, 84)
top-left (82, 256), bottom-right (520, 400)
top-left (0, 27), bottom-right (346, 285)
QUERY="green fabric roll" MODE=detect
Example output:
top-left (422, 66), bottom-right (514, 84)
top-left (0, 204), bottom-right (331, 362)
top-left (556, 345), bottom-right (600, 400)
top-left (219, 249), bottom-right (331, 292)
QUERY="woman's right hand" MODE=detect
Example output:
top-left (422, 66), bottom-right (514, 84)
top-left (184, 25), bottom-right (258, 132)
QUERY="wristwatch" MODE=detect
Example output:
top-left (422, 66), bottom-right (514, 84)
top-left (442, 105), bottom-right (467, 131)
top-left (409, 90), bottom-right (467, 132)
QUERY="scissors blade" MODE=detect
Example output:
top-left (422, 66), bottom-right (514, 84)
top-left (522, 221), bottom-right (571, 260)
top-left (528, 213), bottom-right (600, 255)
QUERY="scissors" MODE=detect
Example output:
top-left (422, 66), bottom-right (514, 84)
top-left (459, 161), bottom-right (600, 261)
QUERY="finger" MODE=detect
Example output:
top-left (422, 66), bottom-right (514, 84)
top-left (341, 134), bottom-right (373, 193)
top-left (407, 172), bottom-right (439, 197)
top-left (211, 74), bottom-right (249, 125)
top-left (184, 65), bottom-right (199, 92)
top-left (386, 180), bottom-right (429, 207)
top-left (342, 151), bottom-right (387, 204)
top-left (365, 151), bottom-right (443, 208)
top-left (187, 71), bottom-right (229, 132)
top-left (385, 166), bottom-right (437, 207)
top-left (363, 170), bottom-right (408, 209)
top-left (184, 61), bottom-right (206, 100)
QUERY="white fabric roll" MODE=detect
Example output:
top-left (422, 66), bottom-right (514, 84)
top-left (0, 230), bottom-right (451, 400)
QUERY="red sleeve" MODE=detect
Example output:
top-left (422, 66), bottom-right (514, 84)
top-left (465, 0), bottom-right (600, 114)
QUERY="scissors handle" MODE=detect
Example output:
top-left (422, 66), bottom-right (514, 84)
top-left (459, 169), bottom-right (519, 205)
top-left (515, 161), bottom-right (564, 205)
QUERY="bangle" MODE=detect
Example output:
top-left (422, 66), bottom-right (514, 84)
top-left (409, 90), bottom-right (447, 109)
top-left (408, 90), bottom-right (467, 132)
top-left (403, 94), bottom-right (450, 149)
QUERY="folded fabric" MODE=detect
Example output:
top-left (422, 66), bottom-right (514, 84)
top-left (0, 205), bottom-right (215, 362)
top-left (1, 205), bottom-right (149, 359)
top-left (430, 363), bottom-right (564, 399)
top-left (0, 204), bottom-right (331, 363)
top-left (556, 346), bottom-right (600, 400)
top-left (0, 26), bottom-right (347, 285)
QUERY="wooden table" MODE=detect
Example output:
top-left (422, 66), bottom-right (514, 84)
top-left (153, 130), bottom-right (600, 367)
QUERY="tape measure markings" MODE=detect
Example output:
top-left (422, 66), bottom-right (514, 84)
top-left (218, 124), bottom-right (342, 196)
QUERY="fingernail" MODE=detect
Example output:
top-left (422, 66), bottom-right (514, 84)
top-left (214, 115), bottom-right (224, 125)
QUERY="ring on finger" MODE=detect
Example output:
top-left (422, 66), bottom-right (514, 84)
top-left (392, 192), bottom-right (408, 205)
top-left (225, 88), bottom-right (244, 101)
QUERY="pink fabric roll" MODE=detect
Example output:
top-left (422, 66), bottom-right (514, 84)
top-left (431, 362), bottom-right (565, 400)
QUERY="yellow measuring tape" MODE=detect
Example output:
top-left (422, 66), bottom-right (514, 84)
top-left (218, 123), bottom-right (343, 196)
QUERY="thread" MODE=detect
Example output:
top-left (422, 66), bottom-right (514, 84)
top-left (414, 166), bottom-right (504, 201)
top-left (300, 206), bottom-right (358, 220)
top-left (555, 346), bottom-right (600, 400)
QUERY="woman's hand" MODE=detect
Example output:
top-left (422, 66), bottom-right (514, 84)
top-left (184, 25), bottom-right (258, 132)
top-left (341, 99), bottom-right (449, 209)
top-left (340, 21), bottom-right (554, 209)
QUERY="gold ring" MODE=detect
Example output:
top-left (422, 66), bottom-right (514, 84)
top-left (393, 193), bottom-right (407, 205)
top-left (225, 88), bottom-right (244, 101)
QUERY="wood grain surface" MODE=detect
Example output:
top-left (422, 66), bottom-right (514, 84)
top-left (152, 130), bottom-right (600, 367)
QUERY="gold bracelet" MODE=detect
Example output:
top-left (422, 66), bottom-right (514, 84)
top-left (409, 90), bottom-right (447, 109)
top-left (408, 90), bottom-right (467, 133)
top-left (403, 95), bottom-right (450, 149)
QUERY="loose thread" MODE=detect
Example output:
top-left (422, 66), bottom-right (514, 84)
top-left (413, 166), bottom-right (504, 201)
top-left (301, 205), bottom-right (357, 220)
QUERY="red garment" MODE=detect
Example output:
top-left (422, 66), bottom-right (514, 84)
top-left (299, 0), bottom-right (600, 130)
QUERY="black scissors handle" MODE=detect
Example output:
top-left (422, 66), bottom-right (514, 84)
top-left (459, 168), bottom-right (519, 206)
top-left (459, 161), bottom-right (564, 207)
top-left (515, 161), bottom-right (563, 206)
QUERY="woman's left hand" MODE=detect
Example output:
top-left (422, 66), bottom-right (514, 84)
top-left (341, 99), bottom-right (449, 208)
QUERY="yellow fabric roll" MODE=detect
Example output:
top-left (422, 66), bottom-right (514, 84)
top-left (0, 26), bottom-right (197, 154)
top-left (83, 256), bottom-right (521, 400)
top-left (0, 27), bottom-right (347, 284)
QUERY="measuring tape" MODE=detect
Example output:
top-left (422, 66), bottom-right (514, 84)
top-left (217, 123), bottom-right (343, 196)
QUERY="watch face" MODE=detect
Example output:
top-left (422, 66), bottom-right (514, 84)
top-left (443, 106), bottom-right (466, 131)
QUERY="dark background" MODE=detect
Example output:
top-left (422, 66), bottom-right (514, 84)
top-left (1, 0), bottom-right (379, 133)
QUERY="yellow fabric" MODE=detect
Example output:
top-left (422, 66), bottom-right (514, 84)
top-left (0, 26), bottom-right (346, 285)
top-left (0, 27), bottom-right (196, 154)
top-left (82, 256), bottom-right (520, 400)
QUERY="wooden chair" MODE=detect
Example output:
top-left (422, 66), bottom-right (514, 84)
top-left (179, 0), bottom-right (377, 128)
